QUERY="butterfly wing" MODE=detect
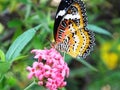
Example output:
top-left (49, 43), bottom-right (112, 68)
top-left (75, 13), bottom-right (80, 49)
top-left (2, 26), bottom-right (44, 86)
top-left (54, 0), bottom-right (87, 42)
top-left (54, 0), bottom-right (95, 58)
top-left (55, 22), bottom-right (95, 58)
top-left (65, 28), bottom-right (95, 58)
top-left (53, 0), bottom-right (73, 40)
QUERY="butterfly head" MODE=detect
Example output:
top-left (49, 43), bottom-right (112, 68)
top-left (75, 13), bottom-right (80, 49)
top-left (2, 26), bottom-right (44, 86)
top-left (50, 42), bottom-right (60, 50)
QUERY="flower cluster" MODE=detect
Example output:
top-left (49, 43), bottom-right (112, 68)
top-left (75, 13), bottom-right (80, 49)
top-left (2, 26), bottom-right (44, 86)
top-left (100, 42), bottom-right (119, 70)
top-left (27, 48), bottom-right (69, 90)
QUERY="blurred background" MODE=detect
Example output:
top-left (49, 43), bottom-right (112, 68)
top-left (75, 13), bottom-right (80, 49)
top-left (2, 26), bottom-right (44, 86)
top-left (0, 0), bottom-right (120, 90)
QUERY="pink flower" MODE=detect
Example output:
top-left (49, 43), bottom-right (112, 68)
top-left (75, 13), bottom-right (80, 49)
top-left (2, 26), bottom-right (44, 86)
top-left (27, 48), bottom-right (69, 90)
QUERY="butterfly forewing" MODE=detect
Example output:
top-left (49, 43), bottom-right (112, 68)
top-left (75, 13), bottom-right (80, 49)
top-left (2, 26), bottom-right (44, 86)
top-left (54, 0), bottom-right (73, 40)
top-left (54, 0), bottom-right (87, 42)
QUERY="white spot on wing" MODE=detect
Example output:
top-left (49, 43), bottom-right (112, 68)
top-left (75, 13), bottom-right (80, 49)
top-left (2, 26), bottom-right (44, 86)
top-left (80, 31), bottom-right (86, 51)
top-left (64, 13), bottom-right (80, 19)
top-left (56, 10), bottom-right (66, 18)
top-left (73, 35), bottom-right (79, 51)
top-left (69, 24), bottom-right (75, 32)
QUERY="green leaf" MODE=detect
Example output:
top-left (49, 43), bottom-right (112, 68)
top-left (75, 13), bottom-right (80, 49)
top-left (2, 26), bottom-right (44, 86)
top-left (0, 23), bottom-right (4, 34)
top-left (24, 81), bottom-right (37, 90)
top-left (61, 87), bottom-right (67, 90)
top-left (13, 55), bottom-right (28, 62)
top-left (24, 0), bottom-right (32, 20)
top-left (6, 25), bottom-right (41, 62)
top-left (70, 68), bottom-right (90, 77)
top-left (87, 71), bottom-right (120, 90)
top-left (76, 57), bottom-right (98, 72)
top-left (0, 49), bottom-right (5, 62)
top-left (111, 18), bottom-right (120, 25)
top-left (87, 24), bottom-right (112, 36)
top-left (0, 62), bottom-right (11, 74)
top-left (7, 19), bottom-right (22, 28)
top-left (0, 74), bottom-right (4, 82)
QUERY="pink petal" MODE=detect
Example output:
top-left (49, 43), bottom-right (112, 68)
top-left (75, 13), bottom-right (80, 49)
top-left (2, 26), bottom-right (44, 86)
top-left (38, 81), bottom-right (43, 86)
top-left (27, 72), bottom-right (34, 79)
top-left (44, 71), bottom-right (51, 78)
top-left (38, 75), bottom-right (44, 81)
top-left (33, 62), bottom-right (39, 68)
top-left (26, 66), bottom-right (32, 71)
top-left (44, 65), bottom-right (51, 70)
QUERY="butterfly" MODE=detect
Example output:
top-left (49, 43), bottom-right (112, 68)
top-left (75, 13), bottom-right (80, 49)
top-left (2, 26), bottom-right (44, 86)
top-left (53, 0), bottom-right (95, 58)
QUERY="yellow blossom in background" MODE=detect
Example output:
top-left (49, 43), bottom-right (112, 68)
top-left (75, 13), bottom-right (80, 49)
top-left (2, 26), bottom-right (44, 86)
top-left (101, 52), bottom-right (118, 70)
top-left (100, 41), bottom-right (119, 70)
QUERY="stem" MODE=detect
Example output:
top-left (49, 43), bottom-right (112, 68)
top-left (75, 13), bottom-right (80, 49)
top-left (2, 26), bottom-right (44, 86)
top-left (24, 81), bottom-right (36, 90)
top-left (63, 52), bottom-right (66, 60)
top-left (77, 57), bottom-right (98, 72)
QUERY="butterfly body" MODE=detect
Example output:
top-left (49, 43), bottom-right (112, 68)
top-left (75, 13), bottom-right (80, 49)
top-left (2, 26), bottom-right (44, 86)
top-left (53, 0), bottom-right (95, 58)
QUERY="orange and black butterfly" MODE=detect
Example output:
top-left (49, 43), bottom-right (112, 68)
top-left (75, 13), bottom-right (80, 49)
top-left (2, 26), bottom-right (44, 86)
top-left (53, 0), bottom-right (95, 58)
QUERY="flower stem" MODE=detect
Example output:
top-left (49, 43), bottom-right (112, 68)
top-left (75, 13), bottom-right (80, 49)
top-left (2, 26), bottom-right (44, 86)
top-left (24, 81), bottom-right (36, 90)
top-left (63, 52), bottom-right (66, 60)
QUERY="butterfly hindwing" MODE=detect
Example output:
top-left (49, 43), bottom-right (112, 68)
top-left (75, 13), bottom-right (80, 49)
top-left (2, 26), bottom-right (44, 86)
top-left (66, 28), bottom-right (95, 58)
top-left (55, 25), bottom-right (95, 58)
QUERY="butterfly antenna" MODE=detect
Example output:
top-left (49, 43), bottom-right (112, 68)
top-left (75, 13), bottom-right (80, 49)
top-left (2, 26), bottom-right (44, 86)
top-left (46, 37), bottom-right (54, 48)
top-left (46, 37), bottom-right (52, 44)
